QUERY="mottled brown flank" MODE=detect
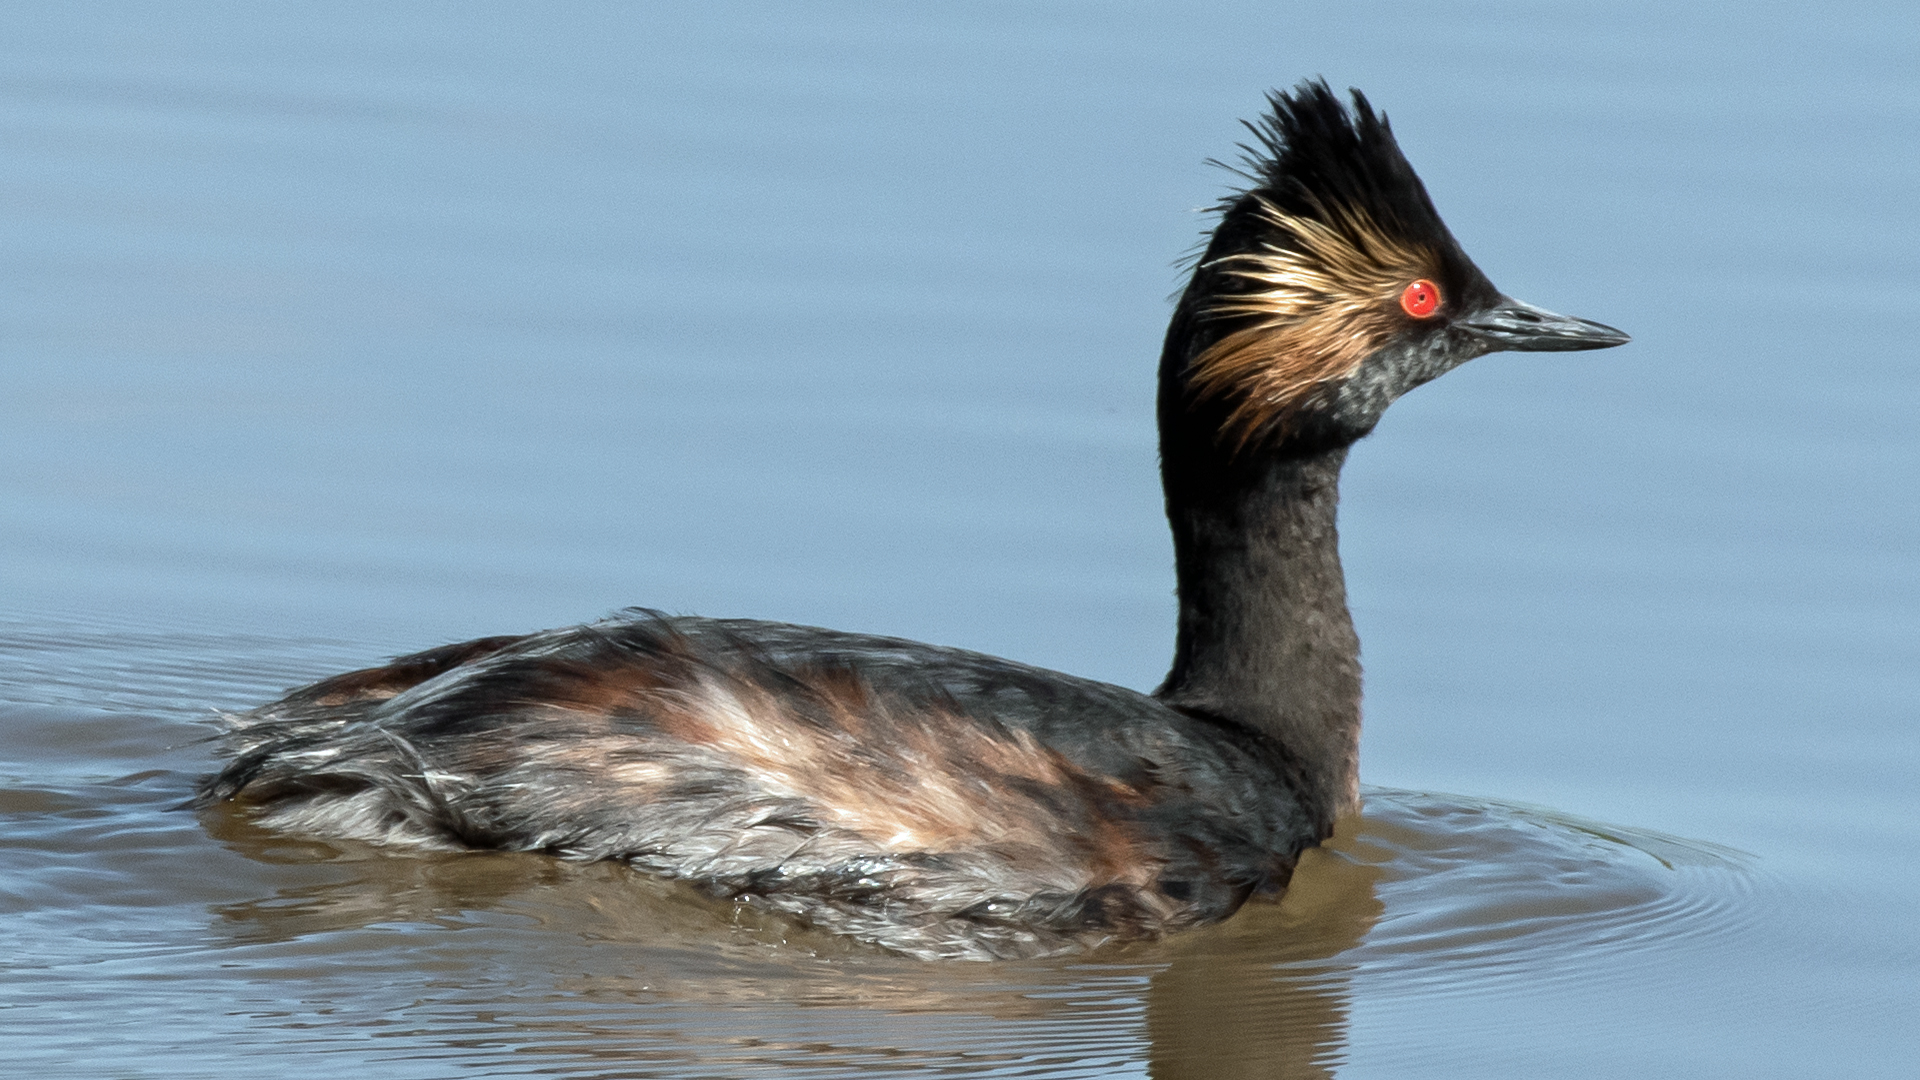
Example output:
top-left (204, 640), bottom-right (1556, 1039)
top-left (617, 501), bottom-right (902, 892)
top-left (534, 648), bottom-right (1162, 894)
top-left (1190, 195), bottom-right (1438, 447)
top-left (298, 635), bottom-right (531, 707)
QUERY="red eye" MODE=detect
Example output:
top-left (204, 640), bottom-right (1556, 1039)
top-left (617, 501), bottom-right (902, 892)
top-left (1400, 279), bottom-right (1441, 318)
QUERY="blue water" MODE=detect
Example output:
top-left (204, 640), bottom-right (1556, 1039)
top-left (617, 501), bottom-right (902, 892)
top-left (3, 3), bottom-right (1917, 1076)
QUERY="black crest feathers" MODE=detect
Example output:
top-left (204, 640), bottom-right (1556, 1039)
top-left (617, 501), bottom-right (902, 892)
top-left (1230, 79), bottom-right (1450, 253)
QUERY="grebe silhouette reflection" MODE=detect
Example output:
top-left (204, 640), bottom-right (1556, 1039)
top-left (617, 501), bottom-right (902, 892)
top-left (200, 790), bottom-right (1737, 1074)
top-left (200, 793), bottom-right (1379, 1074)
top-left (241, 799), bottom-right (1742, 1078)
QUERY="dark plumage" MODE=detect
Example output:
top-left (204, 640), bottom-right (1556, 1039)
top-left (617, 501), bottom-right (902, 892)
top-left (196, 80), bottom-right (1629, 960)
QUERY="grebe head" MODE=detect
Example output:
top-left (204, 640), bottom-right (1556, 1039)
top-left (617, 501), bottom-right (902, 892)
top-left (1166, 79), bottom-right (1630, 457)
top-left (1154, 82), bottom-right (1630, 828)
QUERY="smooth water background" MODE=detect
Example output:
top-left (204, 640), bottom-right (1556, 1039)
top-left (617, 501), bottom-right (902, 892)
top-left (3, 3), bottom-right (1916, 1076)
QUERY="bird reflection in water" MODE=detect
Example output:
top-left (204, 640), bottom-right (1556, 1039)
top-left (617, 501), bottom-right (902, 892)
top-left (1147, 816), bottom-right (1384, 1079)
top-left (201, 800), bottom-right (1383, 1077)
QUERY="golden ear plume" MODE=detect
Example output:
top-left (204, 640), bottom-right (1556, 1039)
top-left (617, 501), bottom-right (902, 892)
top-left (1188, 195), bottom-right (1437, 448)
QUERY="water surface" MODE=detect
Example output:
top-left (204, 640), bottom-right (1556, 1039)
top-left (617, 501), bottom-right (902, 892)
top-left (3, 3), bottom-right (1916, 1076)
top-left (0, 619), bottom-right (1759, 1077)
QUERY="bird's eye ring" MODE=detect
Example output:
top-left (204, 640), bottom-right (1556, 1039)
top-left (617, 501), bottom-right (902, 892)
top-left (1400, 279), bottom-right (1441, 319)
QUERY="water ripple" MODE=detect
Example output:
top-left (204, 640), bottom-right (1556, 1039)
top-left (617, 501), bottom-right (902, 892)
top-left (0, 632), bottom-right (1775, 1078)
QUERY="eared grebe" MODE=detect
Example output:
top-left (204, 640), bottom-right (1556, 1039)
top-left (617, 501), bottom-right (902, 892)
top-left (197, 81), bottom-right (1629, 959)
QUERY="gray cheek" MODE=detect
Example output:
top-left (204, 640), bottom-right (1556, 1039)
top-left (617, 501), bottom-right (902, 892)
top-left (1328, 365), bottom-right (1401, 431)
top-left (1329, 333), bottom-right (1476, 432)
top-left (1396, 332), bottom-right (1481, 391)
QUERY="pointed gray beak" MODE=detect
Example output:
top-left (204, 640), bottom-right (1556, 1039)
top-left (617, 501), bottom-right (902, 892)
top-left (1458, 297), bottom-right (1630, 353)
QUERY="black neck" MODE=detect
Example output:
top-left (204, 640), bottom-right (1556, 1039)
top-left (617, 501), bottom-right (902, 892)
top-left (1154, 376), bottom-right (1363, 833)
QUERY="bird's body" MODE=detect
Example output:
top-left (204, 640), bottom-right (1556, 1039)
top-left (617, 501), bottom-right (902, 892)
top-left (197, 81), bottom-right (1629, 959)
top-left (206, 614), bottom-right (1311, 958)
